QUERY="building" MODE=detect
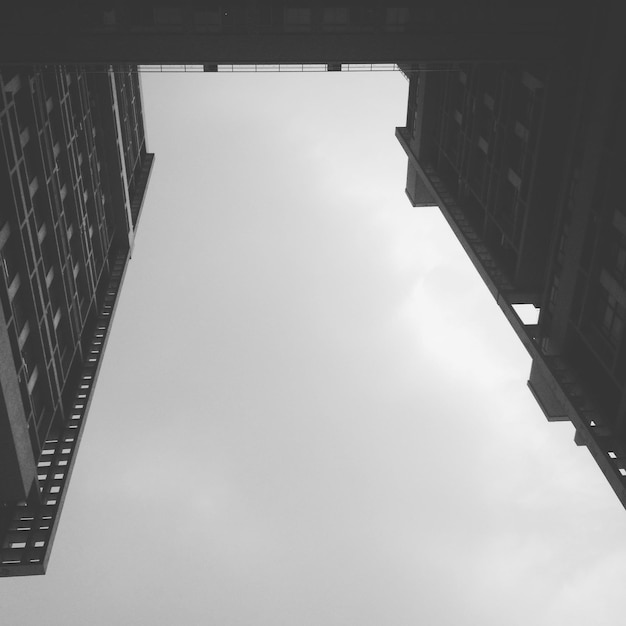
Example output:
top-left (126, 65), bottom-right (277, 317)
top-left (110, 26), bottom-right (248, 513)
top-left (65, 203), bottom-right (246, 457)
top-left (0, 1), bottom-right (623, 579)
top-left (0, 1), bottom-right (582, 66)
top-left (396, 4), bottom-right (626, 507)
top-left (0, 65), bottom-right (153, 576)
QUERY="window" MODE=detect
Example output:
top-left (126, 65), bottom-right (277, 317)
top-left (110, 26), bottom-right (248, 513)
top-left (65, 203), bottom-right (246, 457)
top-left (256, 6), bottom-right (278, 28)
top-left (53, 307), bottom-right (61, 330)
top-left (506, 132), bottom-right (524, 175)
top-left (323, 7), bottom-right (349, 31)
top-left (598, 291), bottom-right (625, 348)
top-left (386, 8), bottom-right (410, 31)
top-left (606, 225), bottom-right (626, 287)
top-left (521, 71), bottom-right (544, 93)
top-left (102, 9), bottom-right (116, 26)
top-left (284, 8), bottom-right (311, 31)
top-left (593, 269), bottom-right (626, 353)
top-left (548, 274), bottom-right (560, 310)
top-left (497, 176), bottom-right (520, 240)
top-left (468, 148), bottom-right (488, 198)
top-left (1, 234), bottom-right (22, 285)
top-left (27, 364), bottom-right (39, 394)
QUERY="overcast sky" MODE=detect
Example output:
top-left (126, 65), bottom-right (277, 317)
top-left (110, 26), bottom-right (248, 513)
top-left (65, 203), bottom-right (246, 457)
top-left (2, 69), bottom-right (626, 625)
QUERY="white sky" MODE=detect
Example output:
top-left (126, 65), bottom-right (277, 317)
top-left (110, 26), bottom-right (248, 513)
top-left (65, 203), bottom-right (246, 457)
top-left (2, 70), bottom-right (626, 625)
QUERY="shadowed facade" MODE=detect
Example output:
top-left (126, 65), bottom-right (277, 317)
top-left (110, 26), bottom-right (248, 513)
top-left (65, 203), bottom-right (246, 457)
top-left (1, 1), bottom-right (582, 65)
top-left (0, 66), bottom-right (153, 575)
top-left (396, 2), bottom-right (626, 507)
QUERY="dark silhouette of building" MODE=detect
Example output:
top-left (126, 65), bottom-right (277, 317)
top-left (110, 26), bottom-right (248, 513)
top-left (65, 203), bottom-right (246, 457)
top-left (0, 65), bottom-right (153, 575)
top-left (396, 3), bottom-right (626, 506)
top-left (1, 2), bottom-right (582, 65)
top-left (1, 0), bottom-right (624, 576)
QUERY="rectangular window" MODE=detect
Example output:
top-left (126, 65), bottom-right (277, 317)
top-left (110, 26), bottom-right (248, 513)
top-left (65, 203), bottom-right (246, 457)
top-left (284, 8), bottom-right (311, 32)
top-left (53, 307), bottom-right (61, 329)
top-left (593, 272), bottom-right (626, 354)
top-left (1, 233), bottom-right (22, 284)
top-left (102, 9), bottom-right (116, 26)
top-left (27, 364), bottom-right (38, 394)
top-left (600, 292), bottom-right (625, 348)
top-left (323, 7), bottom-right (349, 31)
top-left (12, 291), bottom-right (30, 333)
top-left (606, 225), bottom-right (626, 287)
top-left (386, 8), bottom-right (410, 31)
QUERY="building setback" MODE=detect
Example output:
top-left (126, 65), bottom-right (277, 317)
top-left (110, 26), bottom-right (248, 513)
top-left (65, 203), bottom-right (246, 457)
top-left (0, 66), bottom-right (153, 576)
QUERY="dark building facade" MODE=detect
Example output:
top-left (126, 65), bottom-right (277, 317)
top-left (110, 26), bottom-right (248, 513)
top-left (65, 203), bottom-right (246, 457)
top-left (396, 4), bottom-right (626, 506)
top-left (0, 65), bottom-right (153, 575)
top-left (1, 1), bottom-right (582, 65)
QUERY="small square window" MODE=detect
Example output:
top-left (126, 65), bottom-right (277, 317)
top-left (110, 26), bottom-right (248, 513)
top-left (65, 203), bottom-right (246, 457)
top-left (386, 8), bottom-right (410, 31)
top-left (323, 7), bottom-right (349, 30)
top-left (284, 8), bottom-right (311, 31)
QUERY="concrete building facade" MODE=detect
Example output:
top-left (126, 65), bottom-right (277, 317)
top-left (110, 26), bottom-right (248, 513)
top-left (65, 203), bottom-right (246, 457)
top-left (1, 1), bottom-right (583, 65)
top-left (0, 65), bottom-right (153, 576)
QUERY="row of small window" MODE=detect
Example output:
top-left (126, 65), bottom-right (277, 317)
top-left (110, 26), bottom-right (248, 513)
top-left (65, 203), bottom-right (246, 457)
top-left (1, 228), bottom-right (81, 377)
top-left (5, 98), bottom-right (109, 276)
top-left (449, 69), bottom-right (541, 141)
top-left (567, 268), bottom-right (626, 361)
